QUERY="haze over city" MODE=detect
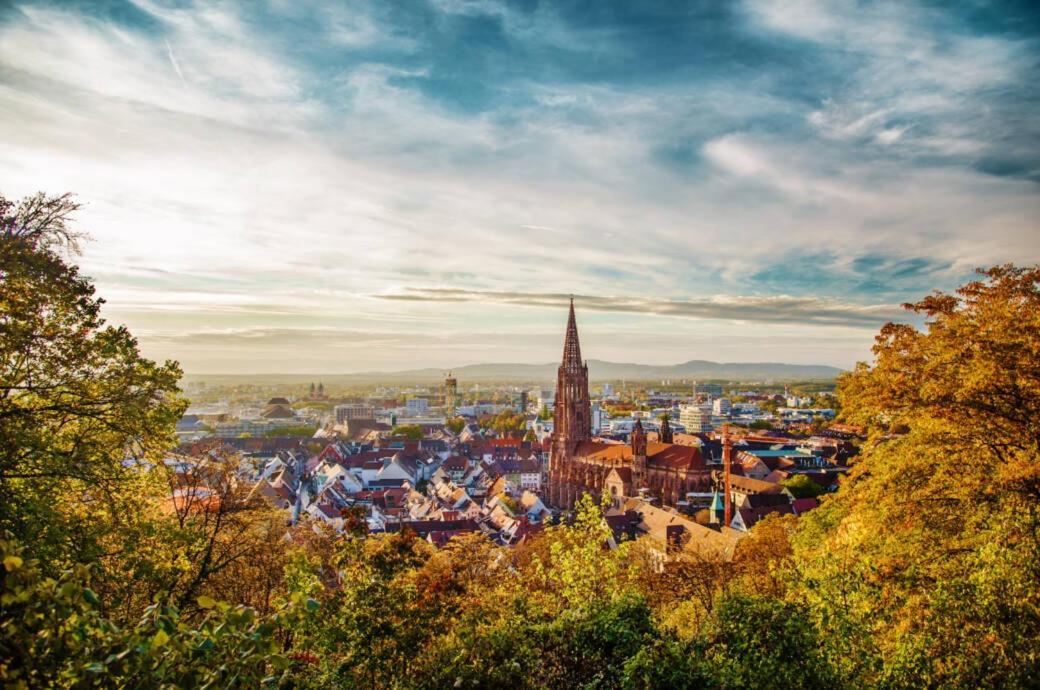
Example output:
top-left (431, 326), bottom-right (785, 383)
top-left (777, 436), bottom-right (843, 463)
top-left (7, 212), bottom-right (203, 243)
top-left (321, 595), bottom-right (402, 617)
top-left (1, 0), bottom-right (1037, 373)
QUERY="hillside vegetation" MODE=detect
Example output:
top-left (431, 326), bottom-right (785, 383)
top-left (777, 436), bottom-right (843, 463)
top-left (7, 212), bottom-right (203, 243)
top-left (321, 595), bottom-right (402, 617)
top-left (2, 194), bottom-right (1038, 688)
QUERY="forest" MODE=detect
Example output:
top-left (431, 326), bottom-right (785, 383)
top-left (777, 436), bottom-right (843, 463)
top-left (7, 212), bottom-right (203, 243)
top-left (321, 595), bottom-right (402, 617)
top-left (2, 193), bottom-right (1039, 688)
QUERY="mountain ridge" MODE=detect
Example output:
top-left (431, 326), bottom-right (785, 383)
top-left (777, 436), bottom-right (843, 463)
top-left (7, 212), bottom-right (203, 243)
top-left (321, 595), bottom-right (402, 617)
top-left (183, 359), bottom-right (845, 384)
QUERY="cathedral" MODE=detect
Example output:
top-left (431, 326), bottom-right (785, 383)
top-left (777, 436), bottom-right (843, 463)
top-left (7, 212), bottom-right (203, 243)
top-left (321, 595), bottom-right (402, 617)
top-left (548, 299), bottom-right (713, 510)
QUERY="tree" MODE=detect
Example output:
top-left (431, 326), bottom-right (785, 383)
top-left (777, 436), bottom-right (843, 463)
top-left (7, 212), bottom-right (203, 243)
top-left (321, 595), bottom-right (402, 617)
top-left (0, 193), bottom-right (185, 577)
top-left (0, 537), bottom-right (297, 688)
top-left (391, 424), bottom-right (423, 440)
top-left (703, 594), bottom-right (836, 689)
top-left (445, 416), bottom-right (466, 435)
top-left (780, 474), bottom-right (824, 499)
top-left (791, 265), bottom-right (1040, 687)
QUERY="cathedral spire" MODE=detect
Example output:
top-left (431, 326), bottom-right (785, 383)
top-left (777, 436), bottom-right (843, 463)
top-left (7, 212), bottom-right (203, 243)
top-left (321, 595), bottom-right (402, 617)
top-left (549, 297), bottom-right (592, 509)
top-left (561, 295), bottom-right (583, 368)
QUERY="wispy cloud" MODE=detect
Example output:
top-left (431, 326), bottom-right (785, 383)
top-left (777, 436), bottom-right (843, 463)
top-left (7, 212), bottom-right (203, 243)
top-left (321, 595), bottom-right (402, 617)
top-left (374, 288), bottom-right (908, 328)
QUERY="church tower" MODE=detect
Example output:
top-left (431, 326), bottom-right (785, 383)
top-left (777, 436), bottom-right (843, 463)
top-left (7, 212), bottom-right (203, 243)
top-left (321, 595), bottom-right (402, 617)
top-left (631, 419), bottom-right (647, 494)
top-left (549, 297), bottom-right (591, 509)
top-left (659, 414), bottom-right (673, 444)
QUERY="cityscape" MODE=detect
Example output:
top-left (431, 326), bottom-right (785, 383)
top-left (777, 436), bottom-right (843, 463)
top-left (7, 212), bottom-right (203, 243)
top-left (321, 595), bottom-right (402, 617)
top-left (2, 0), bottom-right (1039, 688)
top-left (173, 297), bottom-right (849, 546)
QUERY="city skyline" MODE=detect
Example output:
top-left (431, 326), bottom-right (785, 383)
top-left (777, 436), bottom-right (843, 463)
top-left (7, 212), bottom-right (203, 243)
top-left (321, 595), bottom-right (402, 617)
top-left (2, 0), bottom-right (1038, 373)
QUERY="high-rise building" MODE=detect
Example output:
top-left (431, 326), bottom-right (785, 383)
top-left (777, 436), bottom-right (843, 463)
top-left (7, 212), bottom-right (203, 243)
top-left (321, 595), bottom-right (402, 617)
top-left (712, 398), bottom-right (732, 416)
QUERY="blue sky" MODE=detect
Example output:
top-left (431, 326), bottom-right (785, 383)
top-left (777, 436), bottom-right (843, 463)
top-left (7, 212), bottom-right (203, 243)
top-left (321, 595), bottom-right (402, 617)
top-left (1, 0), bottom-right (1038, 373)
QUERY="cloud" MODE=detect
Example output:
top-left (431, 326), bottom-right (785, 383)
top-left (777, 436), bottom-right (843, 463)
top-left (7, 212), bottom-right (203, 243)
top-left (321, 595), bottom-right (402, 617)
top-left (0, 0), bottom-right (1036, 372)
top-left (744, 0), bottom-right (1040, 180)
top-left (374, 288), bottom-right (908, 328)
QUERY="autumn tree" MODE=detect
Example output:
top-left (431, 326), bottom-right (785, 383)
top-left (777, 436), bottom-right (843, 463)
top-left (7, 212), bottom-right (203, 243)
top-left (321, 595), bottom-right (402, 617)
top-left (0, 193), bottom-right (185, 578)
top-left (0, 537), bottom-right (299, 688)
top-left (791, 265), bottom-right (1040, 687)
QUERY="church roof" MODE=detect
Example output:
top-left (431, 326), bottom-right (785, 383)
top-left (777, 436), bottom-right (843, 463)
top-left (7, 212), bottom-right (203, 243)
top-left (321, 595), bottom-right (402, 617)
top-left (573, 440), bottom-right (704, 471)
top-left (575, 440), bottom-right (629, 461)
top-left (646, 442), bottom-right (703, 470)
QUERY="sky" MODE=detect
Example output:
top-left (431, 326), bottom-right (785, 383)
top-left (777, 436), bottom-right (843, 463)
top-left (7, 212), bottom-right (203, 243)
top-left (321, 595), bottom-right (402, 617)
top-left (1, 0), bottom-right (1038, 374)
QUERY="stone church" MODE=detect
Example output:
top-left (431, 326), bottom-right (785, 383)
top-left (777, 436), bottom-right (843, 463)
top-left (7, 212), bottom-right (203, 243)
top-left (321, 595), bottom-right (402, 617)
top-left (547, 300), bottom-right (713, 510)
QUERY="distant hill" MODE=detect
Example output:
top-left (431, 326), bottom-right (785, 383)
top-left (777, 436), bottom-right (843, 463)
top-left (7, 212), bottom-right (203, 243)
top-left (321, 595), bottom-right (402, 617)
top-left (184, 360), bottom-right (844, 385)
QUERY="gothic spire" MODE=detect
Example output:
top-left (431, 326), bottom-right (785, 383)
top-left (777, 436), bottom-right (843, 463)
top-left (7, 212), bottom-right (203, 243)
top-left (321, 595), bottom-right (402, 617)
top-left (561, 295), bottom-right (583, 368)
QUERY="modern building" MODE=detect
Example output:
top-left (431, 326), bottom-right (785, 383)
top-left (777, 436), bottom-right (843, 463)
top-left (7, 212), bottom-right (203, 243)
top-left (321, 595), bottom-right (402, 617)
top-left (693, 381), bottom-right (724, 399)
top-left (406, 397), bottom-right (429, 417)
top-left (334, 403), bottom-right (376, 424)
top-left (712, 398), bottom-right (732, 416)
top-left (680, 403), bottom-right (714, 433)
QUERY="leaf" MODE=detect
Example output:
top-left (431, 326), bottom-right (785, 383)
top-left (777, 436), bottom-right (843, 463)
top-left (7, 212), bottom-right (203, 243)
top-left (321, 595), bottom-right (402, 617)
top-left (83, 587), bottom-right (100, 606)
top-left (197, 595), bottom-right (217, 609)
top-left (151, 629), bottom-right (169, 647)
top-left (3, 555), bottom-right (23, 571)
top-left (269, 655), bottom-right (291, 670)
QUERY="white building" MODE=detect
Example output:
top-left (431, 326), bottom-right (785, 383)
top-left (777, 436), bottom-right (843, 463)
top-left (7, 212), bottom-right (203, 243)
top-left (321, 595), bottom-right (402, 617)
top-left (712, 398), bottom-right (732, 416)
top-left (405, 397), bottom-right (429, 417)
top-left (679, 403), bottom-right (714, 433)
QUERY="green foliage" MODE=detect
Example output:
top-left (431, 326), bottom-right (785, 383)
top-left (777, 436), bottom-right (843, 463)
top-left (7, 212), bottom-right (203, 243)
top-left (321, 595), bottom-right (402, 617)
top-left (0, 193), bottom-right (185, 576)
top-left (445, 416), bottom-right (467, 435)
top-left (489, 410), bottom-right (528, 434)
top-left (391, 424), bottom-right (423, 440)
top-left (0, 537), bottom-right (294, 689)
top-left (780, 474), bottom-right (824, 499)
top-left (704, 594), bottom-right (836, 689)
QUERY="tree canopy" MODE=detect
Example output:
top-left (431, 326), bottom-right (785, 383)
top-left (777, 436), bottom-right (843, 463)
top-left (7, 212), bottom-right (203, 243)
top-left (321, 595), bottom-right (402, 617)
top-left (0, 193), bottom-right (185, 575)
